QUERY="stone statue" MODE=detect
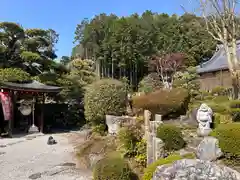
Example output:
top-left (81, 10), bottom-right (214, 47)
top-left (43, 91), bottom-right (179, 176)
top-left (196, 103), bottom-right (213, 136)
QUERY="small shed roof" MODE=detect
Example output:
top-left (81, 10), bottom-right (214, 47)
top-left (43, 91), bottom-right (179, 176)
top-left (1, 80), bottom-right (62, 93)
top-left (197, 42), bottom-right (240, 74)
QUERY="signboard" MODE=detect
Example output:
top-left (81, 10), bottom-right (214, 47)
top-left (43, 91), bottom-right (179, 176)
top-left (0, 92), bottom-right (12, 121)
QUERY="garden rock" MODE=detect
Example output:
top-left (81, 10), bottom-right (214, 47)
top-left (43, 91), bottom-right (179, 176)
top-left (153, 159), bottom-right (240, 180)
top-left (190, 107), bottom-right (198, 122)
top-left (196, 136), bottom-right (222, 161)
top-left (105, 115), bottom-right (123, 135)
top-left (47, 136), bottom-right (57, 145)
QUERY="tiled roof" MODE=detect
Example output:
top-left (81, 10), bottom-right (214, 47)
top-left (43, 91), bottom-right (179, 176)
top-left (1, 80), bottom-right (62, 93)
top-left (197, 42), bottom-right (240, 73)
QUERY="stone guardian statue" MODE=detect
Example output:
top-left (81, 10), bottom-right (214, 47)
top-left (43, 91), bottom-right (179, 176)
top-left (196, 103), bottom-right (213, 136)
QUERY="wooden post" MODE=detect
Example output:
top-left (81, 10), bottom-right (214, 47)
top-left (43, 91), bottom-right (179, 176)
top-left (9, 91), bottom-right (16, 137)
top-left (40, 93), bottom-right (45, 133)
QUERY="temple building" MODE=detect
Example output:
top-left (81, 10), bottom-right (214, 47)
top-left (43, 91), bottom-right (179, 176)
top-left (0, 80), bottom-right (62, 136)
top-left (196, 42), bottom-right (240, 91)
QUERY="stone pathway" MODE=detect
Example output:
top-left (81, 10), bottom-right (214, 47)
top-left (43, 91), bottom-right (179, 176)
top-left (0, 132), bottom-right (92, 180)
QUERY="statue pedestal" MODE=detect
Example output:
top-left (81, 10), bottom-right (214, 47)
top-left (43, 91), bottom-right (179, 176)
top-left (197, 128), bottom-right (212, 137)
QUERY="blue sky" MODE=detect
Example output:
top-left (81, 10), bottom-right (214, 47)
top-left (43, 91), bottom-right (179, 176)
top-left (1, 0), bottom-right (193, 59)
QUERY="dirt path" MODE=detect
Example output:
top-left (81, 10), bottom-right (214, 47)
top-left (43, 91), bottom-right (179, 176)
top-left (0, 132), bottom-right (92, 180)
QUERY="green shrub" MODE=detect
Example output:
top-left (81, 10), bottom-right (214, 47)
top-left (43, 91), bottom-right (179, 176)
top-left (143, 153), bottom-right (195, 180)
top-left (229, 100), bottom-right (240, 122)
top-left (208, 102), bottom-right (229, 115)
top-left (92, 124), bottom-right (107, 136)
top-left (203, 95), bottom-right (215, 101)
top-left (200, 90), bottom-right (211, 96)
top-left (84, 78), bottom-right (126, 125)
top-left (0, 68), bottom-right (30, 82)
top-left (173, 67), bottom-right (199, 95)
top-left (229, 100), bottom-right (240, 108)
top-left (156, 124), bottom-right (185, 151)
top-left (213, 113), bottom-right (232, 129)
top-left (133, 88), bottom-right (189, 118)
top-left (118, 124), bottom-right (143, 157)
top-left (138, 73), bottom-right (162, 93)
top-left (229, 108), bottom-right (240, 122)
top-left (211, 123), bottom-right (240, 158)
top-left (212, 96), bottom-right (229, 103)
top-left (93, 155), bottom-right (134, 180)
top-left (134, 139), bottom-right (147, 167)
top-left (211, 86), bottom-right (227, 96)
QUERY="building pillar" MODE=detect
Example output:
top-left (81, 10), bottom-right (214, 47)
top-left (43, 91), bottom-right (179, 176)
top-left (40, 93), bottom-right (45, 133)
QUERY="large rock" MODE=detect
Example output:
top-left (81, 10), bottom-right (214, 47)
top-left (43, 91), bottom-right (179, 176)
top-left (153, 159), bottom-right (240, 180)
top-left (196, 136), bottom-right (222, 161)
top-left (47, 136), bottom-right (57, 145)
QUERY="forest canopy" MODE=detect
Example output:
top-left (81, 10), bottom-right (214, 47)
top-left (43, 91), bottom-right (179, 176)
top-left (73, 11), bottom-right (216, 88)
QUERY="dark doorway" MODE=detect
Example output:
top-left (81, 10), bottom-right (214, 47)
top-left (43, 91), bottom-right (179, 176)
top-left (0, 105), bottom-right (8, 135)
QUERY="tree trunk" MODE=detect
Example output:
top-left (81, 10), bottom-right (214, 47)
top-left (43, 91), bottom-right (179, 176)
top-left (119, 67), bottom-right (122, 79)
top-left (225, 41), bottom-right (239, 99)
top-left (231, 71), bottom-right (239, 99)
top-left (111, 60), bottom-right (114, 78)
top-left (101, 59), bottom-right (104, 78)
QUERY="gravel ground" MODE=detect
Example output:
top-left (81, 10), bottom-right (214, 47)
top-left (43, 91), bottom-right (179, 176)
top-left (0, 132), bottom-right (92, 180)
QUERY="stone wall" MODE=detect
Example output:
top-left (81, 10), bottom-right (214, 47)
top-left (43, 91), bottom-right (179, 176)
top-left (144, 110), bottom-right (165, 165)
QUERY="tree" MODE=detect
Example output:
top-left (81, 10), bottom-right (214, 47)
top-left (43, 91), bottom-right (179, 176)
top-left (173, 66), bottom-right (200, 95)
top-left (0, 22), bottom-right (59, 76)
top-left (67, 58), bottom-right (96, 86)
top-left (60, 56), bottom-right (71, 65)
top-left (74, 11), bottom-right (216, 89)
top-left (0, 22), bottom-right (25, 67)
top-left (194, 0), bottom-right (240, 98)
top-left (0, 68), bottom-right (31, 82)
top-left (71, 44), bottom-right (85, 59)
top-left (149, 52), bottom-right (185, 89)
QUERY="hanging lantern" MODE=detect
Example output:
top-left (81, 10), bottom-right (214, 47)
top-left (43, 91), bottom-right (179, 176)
top-left (18, 99), bottom-right (32, 116)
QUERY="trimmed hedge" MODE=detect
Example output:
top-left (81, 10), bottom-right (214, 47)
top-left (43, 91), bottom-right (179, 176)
top-left (211, 123), bottom-right (240, 158)
top-left (133, 88), bottom-right (189, 118)
top-left (211, 86), bottom-right (227, 96)
top-left (93, 155), bottom-right (134, 180)
top-left (84, 78), bottom-right (126, 125)
top-left (156, 124), bottom-right (186, 151)
top-left (213, 113), bottom-right (232, 128)
top-left (143, 153), bottom-right (195, 180)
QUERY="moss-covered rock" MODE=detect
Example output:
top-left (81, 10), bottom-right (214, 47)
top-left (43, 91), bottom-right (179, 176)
top-left (143, 153), bottom-right (195, 180)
